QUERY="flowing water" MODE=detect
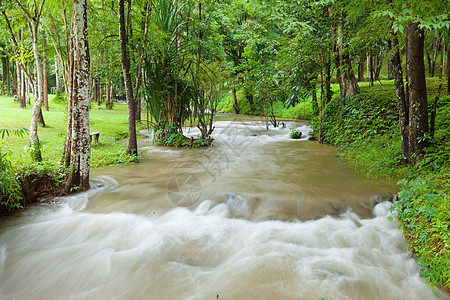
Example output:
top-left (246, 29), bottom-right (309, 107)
top-left (0, 117), bottom-right (448, 300)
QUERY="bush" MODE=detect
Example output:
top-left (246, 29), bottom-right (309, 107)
top-left (52, 90), bottom-right (67, 104)
top-left (282, 100), bottom-right (313, 120)
top-left (390, 176), bottom-right (450, 292)
top-left (313, 80), bottom-right (450, 292)
top-left (289, 127), bottom-right (302, 139)
top-left (0, 147), bottom-right (23, 211)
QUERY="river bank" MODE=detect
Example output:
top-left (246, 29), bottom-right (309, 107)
top-left (313, 78), bottom-right (450, 293)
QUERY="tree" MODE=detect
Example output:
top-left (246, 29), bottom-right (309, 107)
top-left (386, 0), bottom-right (408, 161)
top-left (406, 22), bottom-right (428, 161)
top-left (119, 0), bottom-right (137, 156)
top-left (384, 0), bottom-right (449, 163)
top-left (63, 0), bottom-right (91, 192)
top-left (14, 0), bottom-right (46, 161)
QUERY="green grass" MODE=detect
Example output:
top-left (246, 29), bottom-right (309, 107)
top-left (0, 95), bottom-right (143, 168)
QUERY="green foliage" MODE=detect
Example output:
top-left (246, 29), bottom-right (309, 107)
top-left (0, 147), bottom-right (23, 211)
top-left (52, 90), bottom-right (67, 104)
top-left (289, 127), bottom-right (302, 139)
top-left (314, 80), bottom-right (450, 292)
top-left (281, 101), bottom-right (314, 120)
top-left (25, 141), bottom-right (45, 162)
top-left (390, 176), bottom-right (450, 291)
top-left (153, 123), bottom-right (211, 148)
top-left (217, 91), bottom-right (314, 120)
top-left (0, 127), bottom-right (28, 139)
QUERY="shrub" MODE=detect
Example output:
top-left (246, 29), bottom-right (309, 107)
top-left (0, 147), bottom-right (23, 211)
top-left (289, 127), bottom-right (302, 139)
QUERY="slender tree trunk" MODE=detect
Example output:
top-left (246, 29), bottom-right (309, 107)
top-left (106, 80), bottom-right (111, 108)
top-left (232, 86), bottom-right (240, 114)
top-left (447, 42), bottom-right (450, 94)
top-left (92, 77), bottom-right (97, 104)
top-left (15, 57), bottom-right (21, 101)
top-left (336, 16), bottom-right (359, 98)
top-left (311, 80), bottom-right (318, 116)
top-left (439, 44), bottom-right (445, 80)
top-left (246, 92), bottom-right (254, 108)
top-left (1, 59), bottom-right (4, 95)
top-left (43, 36), bottom-right (49, 110)
top-left (387, 0), bottom-right (409, 162)
top-left (374, 52), bottom-right (383, 81)
top-left (119, 0), bottom-right (137, 156)
top-left (406, 22), bottom-right (428, 162)
top-left (366, 55), bottom-right (370, 79)
top-left (319, 64), bottom-right (324, 143)
top-left (357, 52), bottom-right (364, 82)
top-left (325, 59), bottom-right (332, 104)
top-left (369, 52), bottom-right (374, 86)
top-left (6, 57), bottom-right (11, 96)
top-left (55, 57), bottom-right (62, 93)
top-left (426, 48), bottom-right (432, 75)
top-left (18, 28), bottom-right (24, 104)
top-left (430, 31), bottom-right (440, 77)
top-left (20, 67), bottom-right (26, 108)
top-left (65, 0), bottom-right (91, 192)
top-left (29, 22), bottom-right (45, 160)
top-left (25, 75), bottom-right (30, 105)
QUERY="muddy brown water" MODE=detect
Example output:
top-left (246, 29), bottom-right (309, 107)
top-left (0, 118), bottom-right (448, 299)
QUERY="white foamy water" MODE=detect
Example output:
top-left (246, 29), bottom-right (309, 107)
top-left (1, 119), bottom-right (447, 299)
top-left (0, 198), bottom-right (447, 300)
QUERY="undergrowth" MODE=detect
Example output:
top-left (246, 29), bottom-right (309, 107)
top-left (313, 79), bottom-right (450, 292)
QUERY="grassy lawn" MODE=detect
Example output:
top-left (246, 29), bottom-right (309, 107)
top-left (0, 95), bottom-right (144, 168)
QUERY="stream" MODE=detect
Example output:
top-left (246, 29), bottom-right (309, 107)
top-left (0, 118), bottom-right (448, 299)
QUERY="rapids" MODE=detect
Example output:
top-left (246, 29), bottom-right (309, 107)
top-left (0, 119), bottom-right (448, 299)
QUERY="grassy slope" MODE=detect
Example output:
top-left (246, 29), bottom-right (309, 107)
top-left (314, 78), bottom-right (450, 292)
top-left (0, 95), bottom-right (143, 168)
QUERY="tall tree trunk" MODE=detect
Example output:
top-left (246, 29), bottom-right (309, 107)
top-left (430, 30), bottom-right (440, 77)
top-left (19, 28), bottom-right (24, 104)
top-left (447, 41), bottom-right (450, 94)
top-left (374, 51), bottom-right (383, 81)
top-left (426, 48), bottom-right (432, 75)
top-left (439, 44), bottom-right (445, 80)
top-left (6, 57), bottom-right (11, 96)
top-left (1, 59), bottom-right (4, 95)
top-left (106, 80), bottom-right (111, 108)
top-left (25, 75), bottom-right (30, 105)
top-left (55, 57), bottom-right (62, 93)
top-left (43, 36), bottom-right (49, 111)
top-left (369, 52), bottom-right (374, 86)
top-left (246, 92), bottom-right (254, 108)
top-left (387, 0), bottom-right (409, 162)
top-left (15, 54), bottom-right (21, 101)
top-left (325, 59), bottom-right (332, 104)
top-left (119, 0), bottom-right (137, 156)
top-left (65, 0), bottom-right (91, 192)
top-left (29, 22), bottom-right (45, 161)
top-left (311, 80), bottom-right (319, 116)
top-left (366, 55), bottom-right (370, 79)
top-left (357, 52), bottom-right (364, 82)
top-left (336, 16), bottom-right (359, 98)
top-left (406, 22), bottom-right (428, 162)
top-left (232, 86), bottom-right (240, 114)
top-left (20, 66), bottom-right (26, 107)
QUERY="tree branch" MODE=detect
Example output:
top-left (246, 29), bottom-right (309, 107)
top-left (12, 0), bottom-right (33, 23)
top-left (1, 11), bottom-right (34, 86)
